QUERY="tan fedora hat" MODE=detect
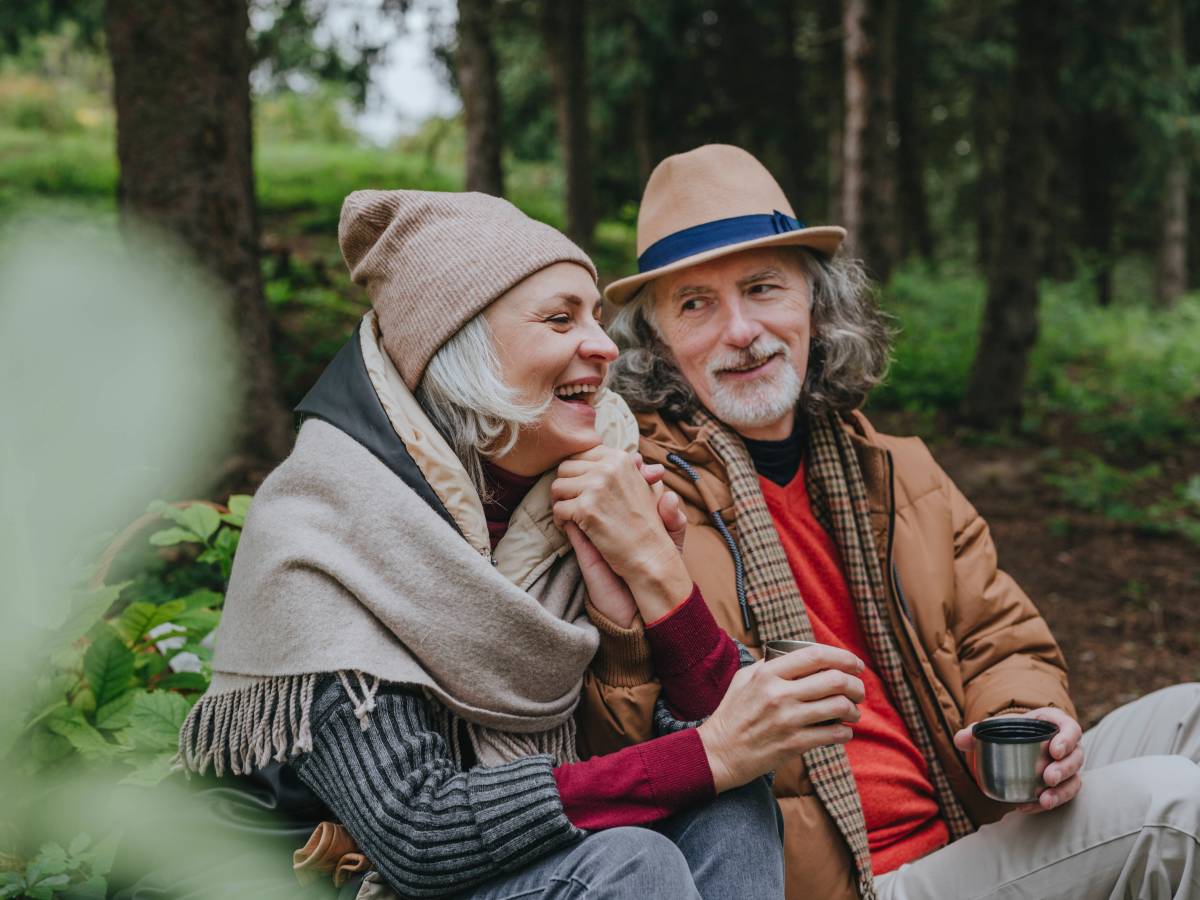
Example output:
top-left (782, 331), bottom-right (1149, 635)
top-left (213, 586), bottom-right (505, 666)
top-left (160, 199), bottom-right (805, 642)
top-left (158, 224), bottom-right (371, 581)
top-left (605, 144), bottom-right (846, 305)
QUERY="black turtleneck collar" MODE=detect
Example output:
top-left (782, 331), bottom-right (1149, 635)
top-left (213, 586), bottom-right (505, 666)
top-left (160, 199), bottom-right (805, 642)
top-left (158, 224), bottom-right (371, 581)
top-left (742, 416), bottom-right (804, 486)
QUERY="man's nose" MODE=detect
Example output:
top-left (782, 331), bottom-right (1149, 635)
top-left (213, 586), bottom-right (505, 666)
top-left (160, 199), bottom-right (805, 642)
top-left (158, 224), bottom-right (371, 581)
top-left (721, 296), bottom-right (763, 348)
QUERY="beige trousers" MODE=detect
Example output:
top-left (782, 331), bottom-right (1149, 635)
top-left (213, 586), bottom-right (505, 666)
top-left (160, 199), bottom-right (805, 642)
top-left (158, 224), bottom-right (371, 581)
top-left (876, 683), bottom-right (1200, 900)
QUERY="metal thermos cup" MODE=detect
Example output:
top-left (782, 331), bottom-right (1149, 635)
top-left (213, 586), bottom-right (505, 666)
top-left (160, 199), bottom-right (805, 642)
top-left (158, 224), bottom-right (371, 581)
top-left (763, 639), bottom-right (821, 659)
top-left (970, 718), bottom-right (1059, 803)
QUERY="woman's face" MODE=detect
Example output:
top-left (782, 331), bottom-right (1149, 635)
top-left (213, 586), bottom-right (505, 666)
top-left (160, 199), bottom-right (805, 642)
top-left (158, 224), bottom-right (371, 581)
top-left (484, 261), bottom-right (618, 476)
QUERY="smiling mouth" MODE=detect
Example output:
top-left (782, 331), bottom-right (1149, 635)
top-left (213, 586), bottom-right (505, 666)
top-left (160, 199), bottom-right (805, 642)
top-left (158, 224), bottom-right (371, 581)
top-left (553, 383), bottom-right (600, 406)
top-left (716, 353), bottom-right (781, 378)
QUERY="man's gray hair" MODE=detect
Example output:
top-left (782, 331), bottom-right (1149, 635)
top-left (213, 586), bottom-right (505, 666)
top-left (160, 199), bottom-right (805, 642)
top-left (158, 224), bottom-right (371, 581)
top-left (416, 312), bottom-right (550, 497)
top-left (607, 248), bottom-right (892, 420)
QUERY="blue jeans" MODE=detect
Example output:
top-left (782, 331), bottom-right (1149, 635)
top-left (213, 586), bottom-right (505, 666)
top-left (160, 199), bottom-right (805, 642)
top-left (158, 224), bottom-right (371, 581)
top-left (458, 778), bottom-right (785, 899)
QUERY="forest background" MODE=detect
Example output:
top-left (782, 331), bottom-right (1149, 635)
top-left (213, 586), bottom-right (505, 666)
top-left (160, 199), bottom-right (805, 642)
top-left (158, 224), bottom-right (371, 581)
top-left (1, 0), bottom-right (1198, 896)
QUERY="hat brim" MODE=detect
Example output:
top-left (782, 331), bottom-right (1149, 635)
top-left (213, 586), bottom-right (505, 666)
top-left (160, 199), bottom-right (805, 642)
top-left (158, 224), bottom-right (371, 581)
top-left (603, 225), bottom-right (847, 306)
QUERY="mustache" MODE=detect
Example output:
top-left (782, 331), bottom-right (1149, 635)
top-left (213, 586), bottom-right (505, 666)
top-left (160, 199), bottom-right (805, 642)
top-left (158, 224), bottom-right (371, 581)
top-left (708, 337), bottom-right (790, 376)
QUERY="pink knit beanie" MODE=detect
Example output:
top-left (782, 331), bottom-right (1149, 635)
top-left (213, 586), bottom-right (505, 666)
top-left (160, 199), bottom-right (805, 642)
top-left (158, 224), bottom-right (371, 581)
top-left (338, 189), bottom-right (597, 389)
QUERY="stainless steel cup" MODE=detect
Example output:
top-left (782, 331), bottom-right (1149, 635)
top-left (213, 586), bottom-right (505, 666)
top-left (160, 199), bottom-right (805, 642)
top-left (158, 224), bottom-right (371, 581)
top-left (763, 639), bottom-right (844, 726)
top-left (970, 718), bottom-right (1059, 803)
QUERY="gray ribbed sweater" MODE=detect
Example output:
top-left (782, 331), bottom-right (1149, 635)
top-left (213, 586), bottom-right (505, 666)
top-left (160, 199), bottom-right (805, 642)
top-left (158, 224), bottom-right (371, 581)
top-left (295, 677), bottom-right (582, 897)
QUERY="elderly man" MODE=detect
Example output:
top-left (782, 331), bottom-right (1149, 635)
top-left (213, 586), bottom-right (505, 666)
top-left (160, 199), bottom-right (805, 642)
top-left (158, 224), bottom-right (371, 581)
top-left (605, 144), bottom-right (1200, 900)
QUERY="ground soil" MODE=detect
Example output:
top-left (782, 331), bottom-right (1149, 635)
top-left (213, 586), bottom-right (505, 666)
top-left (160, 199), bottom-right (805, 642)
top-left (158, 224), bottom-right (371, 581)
top-left (872, 411), bottom-right (1200, 728)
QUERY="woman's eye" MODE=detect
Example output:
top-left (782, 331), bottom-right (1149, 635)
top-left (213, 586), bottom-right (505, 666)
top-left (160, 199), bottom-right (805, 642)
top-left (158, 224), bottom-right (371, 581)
top-left (546, 314), bottom-right (571, 324)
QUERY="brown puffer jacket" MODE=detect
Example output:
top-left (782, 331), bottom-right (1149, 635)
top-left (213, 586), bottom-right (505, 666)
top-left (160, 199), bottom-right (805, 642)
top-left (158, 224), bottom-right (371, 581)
top-left (637, 408), bottom-right (1075, 900)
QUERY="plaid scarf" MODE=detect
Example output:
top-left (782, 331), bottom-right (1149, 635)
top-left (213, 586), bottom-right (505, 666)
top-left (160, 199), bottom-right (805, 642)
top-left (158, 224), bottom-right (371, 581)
top-left (694, 409), bottom-right (974, 898)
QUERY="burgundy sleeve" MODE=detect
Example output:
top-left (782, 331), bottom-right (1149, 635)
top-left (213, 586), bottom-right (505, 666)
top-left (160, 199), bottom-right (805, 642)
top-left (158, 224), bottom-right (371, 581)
top-left (552, 728), bottom-right (714, 830)
top-left (644, 584), bottom-right (742, 721)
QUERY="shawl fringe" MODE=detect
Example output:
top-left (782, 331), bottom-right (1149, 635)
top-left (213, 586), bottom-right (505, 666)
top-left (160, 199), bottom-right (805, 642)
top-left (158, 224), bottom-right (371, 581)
top-left (177, 672), bottom-right (582, 778)
top-left (177, 674), bottom-right (316, 777)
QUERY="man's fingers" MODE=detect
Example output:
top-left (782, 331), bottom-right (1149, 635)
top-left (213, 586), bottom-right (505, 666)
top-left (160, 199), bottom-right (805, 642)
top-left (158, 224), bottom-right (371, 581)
top-left (952, 727), bottom-right (976, 752)
top-left (762, 644), bottom-right (864, 679)
top-left (1044, 747), bottom-right (1084, 787)
top-left (1035, 773), bottom-right (1081, 811)
top-left (783, 668), bottom-right (866, 705)
top-left (658, 491), bottom-right (688, 545)
top-left (639, 462), bottom-right (666, 485)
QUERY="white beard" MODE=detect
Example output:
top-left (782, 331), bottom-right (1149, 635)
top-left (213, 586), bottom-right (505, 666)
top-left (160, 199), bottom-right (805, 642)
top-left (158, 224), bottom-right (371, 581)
top-left (703, 337), bottom-right (802, 431)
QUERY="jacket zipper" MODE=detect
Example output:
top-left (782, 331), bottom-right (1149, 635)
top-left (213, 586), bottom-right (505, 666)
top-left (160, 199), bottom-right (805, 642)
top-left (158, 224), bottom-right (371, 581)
top-left (881, 450), bottom-right (976, 807)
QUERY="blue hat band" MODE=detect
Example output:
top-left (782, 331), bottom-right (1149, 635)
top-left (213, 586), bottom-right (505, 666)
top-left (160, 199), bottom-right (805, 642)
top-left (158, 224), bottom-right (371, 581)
top-left (637, 210), bottom-right (806, 274)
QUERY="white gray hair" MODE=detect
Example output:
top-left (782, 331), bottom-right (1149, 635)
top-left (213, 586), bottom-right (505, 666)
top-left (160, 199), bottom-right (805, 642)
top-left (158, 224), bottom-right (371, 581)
top-left (608, 248), bottom-right (892, 420)
top-left (416, 312), bottom-right (551, 497)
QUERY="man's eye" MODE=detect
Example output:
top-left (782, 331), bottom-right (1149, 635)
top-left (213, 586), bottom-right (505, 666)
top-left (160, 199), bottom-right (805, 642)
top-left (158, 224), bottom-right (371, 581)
top-left (749, 283), bottom-right (778, 295)
top-left (680, 298), bottom-right (703, 312)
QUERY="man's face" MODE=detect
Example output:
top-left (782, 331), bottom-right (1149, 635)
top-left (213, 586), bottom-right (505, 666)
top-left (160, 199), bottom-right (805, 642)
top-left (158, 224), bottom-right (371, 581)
top-left (652, 247), bottom-right (811, 439)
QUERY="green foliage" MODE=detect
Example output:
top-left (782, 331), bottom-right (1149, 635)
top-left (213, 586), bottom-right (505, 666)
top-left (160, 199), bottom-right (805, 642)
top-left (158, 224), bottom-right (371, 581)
top-left (1043, 452), bottom-right (1200, 544)
top-left (0, 833), bottom-right (118, 900)
top-left (873, 266), bottom-right (1200, 458)
top-left (1, 494), bottom-right (252, 894)
top-left (8, 497), bottom-right (248, 792)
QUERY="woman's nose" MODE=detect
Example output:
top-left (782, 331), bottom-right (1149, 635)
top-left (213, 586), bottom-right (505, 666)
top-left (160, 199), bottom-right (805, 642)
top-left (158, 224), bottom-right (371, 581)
top-left (580, 321), bottom-right (619, 362)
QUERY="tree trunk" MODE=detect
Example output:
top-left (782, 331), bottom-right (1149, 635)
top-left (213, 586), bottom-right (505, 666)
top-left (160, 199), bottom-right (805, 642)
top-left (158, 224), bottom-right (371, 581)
top-left (105, 0), bottom-right (292, 480)
top-left (842, 0), bottom-right (898, 281)
top-left (971, 8), bottom-right (1002, 273)
top-left (1078, 110), bottom-right (1116, 306)
top-left (823, 0), bottom-right (844, 223)
top-left (893, 0), bottom-right (933, 263)
top-left (1156, 0), bottom-right (1189, 306)
top-left (457, 0), bottom-right (504, 196)
top-left (628, 13), bottom-right (655, 187)
top-left (961, 0), bottom-right (1060, 427)
top-left (541, 0), bottom-right (595, 249)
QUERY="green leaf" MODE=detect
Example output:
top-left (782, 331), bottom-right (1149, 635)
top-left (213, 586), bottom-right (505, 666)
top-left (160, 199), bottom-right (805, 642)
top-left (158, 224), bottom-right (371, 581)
top-left (119, 752), bottom-right (178, 786)
top-left (94, 691), bottom-right (136, 731)
top-left (83, 628), bottom-right (134, 707)
top-left (67, 834), bottom-right (91, 857)
top-left (126, 691), bottom-right (191, 752)
top-left (45, 707), bottom-right (119, 759)
top-left (61, 875), bottom-right (107, 899)
top-left (117, 599), bottom-right (186, 644)
top-left (155, 671), bottom-right (209, 692)
top-left (31, 723), bottom-right (74, 764)
top-left (32, 844), bottom-right (67, 876)
top-left (148, 527), bottom-right (200, 547)
top-left (48, 585), bottom-right (125, 650)
top-left (70, 688), bottom-right (96, 717)
top-left (170, 607), bottom-right (220, 639)
top-left (223, 494), bottom-right (252, 526)
top-left (27, 874), bottom-right (70, 900)
top-left (175, 589), bottom-right (223, 612)
top-left (84, 832), bottom-right (120, 876)
top-left (133, 653), bottom-right (169, 680)
top-left (176, 505), bottom-right (221, 542)
top-left (0, 879), bottom-right (25, 900)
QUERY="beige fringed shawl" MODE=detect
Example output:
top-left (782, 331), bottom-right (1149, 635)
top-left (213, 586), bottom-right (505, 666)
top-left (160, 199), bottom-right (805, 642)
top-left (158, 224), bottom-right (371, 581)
top-left (179, 314), bottom-right (641, 776)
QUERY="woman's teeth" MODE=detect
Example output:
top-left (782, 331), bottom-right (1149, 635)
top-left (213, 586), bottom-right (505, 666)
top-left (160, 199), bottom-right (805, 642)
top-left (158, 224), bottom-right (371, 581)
top-left (553, 383), bottom-right (599, 402)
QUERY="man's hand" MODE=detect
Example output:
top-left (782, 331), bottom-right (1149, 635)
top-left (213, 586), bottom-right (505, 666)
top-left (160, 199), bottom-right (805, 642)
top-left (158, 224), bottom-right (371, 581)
top-left (954, 707), bottom-right (1084, 813)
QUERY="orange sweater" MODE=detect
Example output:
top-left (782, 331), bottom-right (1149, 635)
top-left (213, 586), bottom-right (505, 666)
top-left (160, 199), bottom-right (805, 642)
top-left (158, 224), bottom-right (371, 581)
top-left (761, 465), bottom-right (949, 875)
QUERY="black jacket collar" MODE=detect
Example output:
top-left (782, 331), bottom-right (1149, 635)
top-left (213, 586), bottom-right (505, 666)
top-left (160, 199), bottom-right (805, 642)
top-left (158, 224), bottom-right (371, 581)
top-left (294, 330), bottom-right (460, 536)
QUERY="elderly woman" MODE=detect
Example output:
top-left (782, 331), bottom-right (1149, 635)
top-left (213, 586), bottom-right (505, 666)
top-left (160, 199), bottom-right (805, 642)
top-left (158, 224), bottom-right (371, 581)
top-left (179, 190), bottom-right (866, 899)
